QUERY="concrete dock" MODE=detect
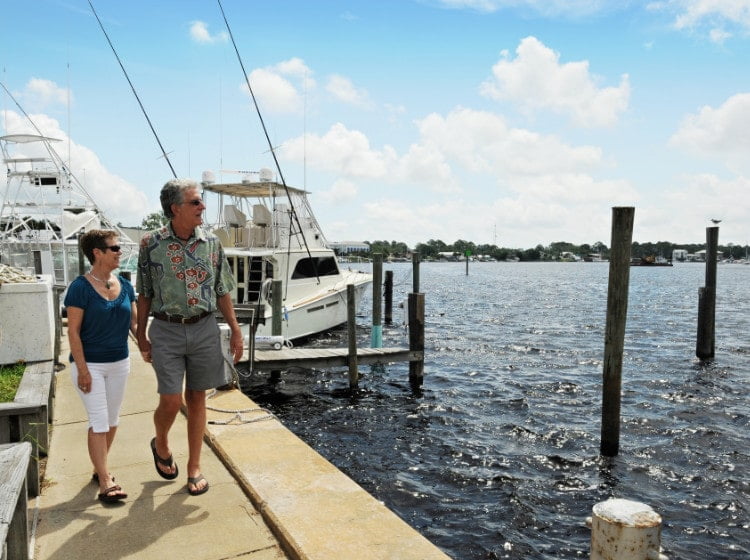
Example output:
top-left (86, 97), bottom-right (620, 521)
top-left (32, 329), bottom-right (451, 560)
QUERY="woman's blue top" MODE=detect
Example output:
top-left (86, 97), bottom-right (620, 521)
top-left (64, 275), bottom-right (136, 363)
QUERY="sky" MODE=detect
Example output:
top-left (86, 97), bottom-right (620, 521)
top-left (2, 0), bottom-right (750, 250)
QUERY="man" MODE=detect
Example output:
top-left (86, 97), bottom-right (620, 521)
top-left (136, 178), bottom-right (243, 496)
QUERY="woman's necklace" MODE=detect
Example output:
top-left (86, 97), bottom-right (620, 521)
top-left (89, 271), bottom-right (111, 289)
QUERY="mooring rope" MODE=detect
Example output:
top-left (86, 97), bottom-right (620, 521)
top-left (205, 386), bottom-right (276, 425)
top-left (202, 355), bottom-right (275, 425)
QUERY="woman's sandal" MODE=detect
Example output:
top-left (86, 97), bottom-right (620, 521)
top-left (98, 484), bottom-right (127, 503)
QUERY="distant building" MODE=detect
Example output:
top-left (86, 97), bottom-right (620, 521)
top-left (437, 251), bottom-right (460, 261)
top-left (329, 241), bottom-right (370, 254)
top-left (693, 249), bottom-right (723, 262)
top-left (672, 249), bottom-right (688, 262)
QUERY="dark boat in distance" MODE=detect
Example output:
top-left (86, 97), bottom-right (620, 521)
top-left (631, 255), bottom-right (673, 267)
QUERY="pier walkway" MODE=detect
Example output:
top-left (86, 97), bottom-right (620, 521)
top-left (253, 346), bottom-right (420, 370)
top-left (32, 329), bottom-right (451, 560)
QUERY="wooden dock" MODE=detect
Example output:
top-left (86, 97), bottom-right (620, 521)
top-left (252, 346), bottom-right (422, 370)
top-left (248, 256), bottom-right (425, 389)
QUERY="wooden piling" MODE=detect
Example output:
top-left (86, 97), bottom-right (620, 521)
top-left (384, 270), bottom-right (393, 325)
top-left (696, 226), bottom-right (718, 360)
top-left (347, 284), bottom-right (358, 389)
top-left (408, 292), bottom-right (425, 388)
top-left (371, 253), bottom-right (383, 348)
top-left (600, 207), bottom-right (634, 457)
top-left (271, 280), bottom-right (283, 381)
top-left (412, 253), bottom-right (420, 293)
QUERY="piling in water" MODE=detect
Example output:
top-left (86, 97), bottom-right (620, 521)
top-left (412, 253), bottom-right (420, 293)
top-left (601, 206), bottom-right (634, 457)
top-left (384, 270), bottom-right (393, 325)
top-left (347, 284), bottom-right (358, 388)
top-left (408, 292), bottom-right (425, 389)
top-left (371, 253), bottom-right (383, 348)
top-left (696, 226), bottom-right (718, 360)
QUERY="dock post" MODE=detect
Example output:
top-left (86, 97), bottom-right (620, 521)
top-left (371, 253), bottom-right (383, 348)
top-left (408, 292), bottom-right (425, 389)
top-left (412, 253), bottom-right (420, 293)
top-left (271, 280), bottom-right (283, 381)
top-left (384, 270), bottom-right (393, 325)
top-left (600, 207), bottom-right (634, 457)
top-left (347, 284), bottom-right (359, 389)
top-left (588, 499), bottom-right (665, 560)
top-left (696, 226), bottom-right (718, 360)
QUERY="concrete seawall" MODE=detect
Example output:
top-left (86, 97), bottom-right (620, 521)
top-left (33, 328), bottom-right (451, 560)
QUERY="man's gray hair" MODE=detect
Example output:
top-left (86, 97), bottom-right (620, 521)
top-left (160, 178), bottom-right (199, 219)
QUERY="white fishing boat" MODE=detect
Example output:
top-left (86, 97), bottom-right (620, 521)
top-left (0, 133), bottom-right (137, 285)
top-left (200, 168), bottom-right (372, 344)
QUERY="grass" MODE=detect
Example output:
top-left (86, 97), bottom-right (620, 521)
top-left (0, 362), bottom-right (25, 402)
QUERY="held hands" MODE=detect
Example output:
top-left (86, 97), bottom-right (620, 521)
top-left (138, 337), bottom-right (153, 363)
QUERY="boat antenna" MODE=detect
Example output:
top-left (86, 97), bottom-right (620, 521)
top-left (0, 81), bottom-right (59, 154)
top-left (216, 0), bottom-right (319, 282)
top-left (87, 0), bottom-right (177, 178)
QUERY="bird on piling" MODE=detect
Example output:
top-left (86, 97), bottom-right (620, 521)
top-left (710, 219), bottom-right (722, 224)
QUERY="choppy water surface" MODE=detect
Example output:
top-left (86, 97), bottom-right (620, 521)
top-left (240, 262), bottom-right (749, 559)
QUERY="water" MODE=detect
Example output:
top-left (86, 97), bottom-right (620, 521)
top-left (240, 262), bottom-right (749, 559)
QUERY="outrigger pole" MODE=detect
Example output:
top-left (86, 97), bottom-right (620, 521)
top-left (87, 0), bottom-right (177, 179)
top-left (216, 0), bottom-right (321, 284)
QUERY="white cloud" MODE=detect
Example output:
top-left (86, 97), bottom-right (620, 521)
top-left (480, 36), bottom-right (630, 127)
top-left (281, 123), bottom-right (396, 178)
top-left (326, 75), bottom-right (373, 109)
top-left (415, 108), bottom-right (604, 177)
top-left (281, 105), bottom-right (639, 246)
top-left (318, 178), bottom-right (359, 204)
top-left (650, 0), bottom-right (750, 41)
top-left (18, 78), bottom-right (71, 111)
top-left (709, 27), bottom-right (733, 41)
top-left (433, 0), bottom-right (614, 17)
top-left (189, 21), bottom-right (228, 44)
top-left (657, 172), bottom-right (750, 239)
top-left (671, 0), bottom-right (750, 30)
top-left (669, 92), bottom-right (750, 174)
top-left (245, 58), bottom-right (315, 114)
top-left (1, 109), bottom-right (151, 227)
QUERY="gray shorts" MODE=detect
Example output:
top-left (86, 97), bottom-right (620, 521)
top-left (149, 315), bottom-right (225, 394)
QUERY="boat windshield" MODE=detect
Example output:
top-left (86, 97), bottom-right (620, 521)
top-left (291, 256), bottom-right (339, 279)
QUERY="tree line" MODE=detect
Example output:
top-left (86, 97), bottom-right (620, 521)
top-left (361, 239), bottom-right (748, 261)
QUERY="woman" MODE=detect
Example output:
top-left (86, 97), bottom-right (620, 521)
top-left (64, 229), bottom-right (136, 503)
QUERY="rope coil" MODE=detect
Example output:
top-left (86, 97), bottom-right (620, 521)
top-left (0, 264), bottom-right (38, 286)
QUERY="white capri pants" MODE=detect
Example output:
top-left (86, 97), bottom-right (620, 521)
top-left (70, 357), bottom-right (130, 433)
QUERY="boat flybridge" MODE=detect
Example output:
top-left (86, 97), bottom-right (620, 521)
top-left (0, 133), bottom-right (137, 285)
top-left (200, 169), bottom-right (372, 348)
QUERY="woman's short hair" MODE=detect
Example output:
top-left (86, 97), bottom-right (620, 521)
top-left (160, 178), bottom-right (199, 219)
top-left (79, 229), bottom-right (117, 265)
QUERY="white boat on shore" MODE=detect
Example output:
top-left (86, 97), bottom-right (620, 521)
top-left (0, 133), bottom-right (137, 285)
top-left (200, 169), bottom-right (372, 345)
